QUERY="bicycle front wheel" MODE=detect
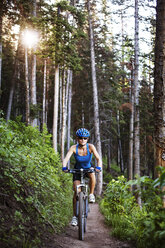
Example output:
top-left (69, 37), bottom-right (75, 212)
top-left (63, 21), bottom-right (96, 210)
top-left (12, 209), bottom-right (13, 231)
top-left (84, 196), bottom-right (88, 233)
top-left (78, 191), bottom-right (85, 240)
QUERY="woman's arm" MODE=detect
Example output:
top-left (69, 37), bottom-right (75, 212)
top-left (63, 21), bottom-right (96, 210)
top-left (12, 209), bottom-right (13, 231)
top-left (62, 145), bottom-right (75, 168)
top-left (90, 144), bottom-right (102, 168)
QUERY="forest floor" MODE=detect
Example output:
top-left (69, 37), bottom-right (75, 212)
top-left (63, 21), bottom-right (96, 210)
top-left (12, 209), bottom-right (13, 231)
top-left (46, 203), bottom-right (135, 248)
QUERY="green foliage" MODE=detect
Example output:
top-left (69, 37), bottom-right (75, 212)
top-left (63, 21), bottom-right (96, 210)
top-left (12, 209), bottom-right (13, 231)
top-left (0, 118), bottom-right (73, 247)
top-left (100, 175), bottom-right (165, 248)
top-left (103, 172), bottom-right (113, 184)
top-left (37, 0), bottom-right (85, 71)
top-left (153, 166), bottom-right (165, 189)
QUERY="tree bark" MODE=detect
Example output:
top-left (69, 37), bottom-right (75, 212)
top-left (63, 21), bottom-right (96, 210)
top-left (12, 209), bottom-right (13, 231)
top-left (134, 0), bottom-right (140, 178)
top-left (45, 61), bottom-right (50, 125)
top-left (61, 70), bottom-right (67, 161)
top-left (31, 0), bottom-right (37, 127)
top-left (67, 70), bottom-right (72, 168)
top-left (134, 0), bottom-right (141, 207)
top-left (6, 60), bottom-right (17, 122)
top-left (0, 13), bottom-right (2, 98)
top-left (154, 0), bottom-right (165, 208)
top-left (59, 73), bottom-right (62, 146)
top-left (6, 30), bottom-right (22, 121)
top-left (107, 140), bottom-right (111, 172)
top-left (128, 60), bottom-right (134, 184)
top-left (25, 47), bottom-right (30, 125)
top-left (53, 65), bottom-right (59, 153)
top-left (42, 59), bottom-right (47, 126)
top-left (117, 110), bottom-right (124, 173)
top-left (87, 0), bottom-right (103, 195)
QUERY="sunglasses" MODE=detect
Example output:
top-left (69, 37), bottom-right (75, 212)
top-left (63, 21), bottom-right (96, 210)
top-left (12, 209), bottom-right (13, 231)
top-left (79, 137), bottom-right (88, 140)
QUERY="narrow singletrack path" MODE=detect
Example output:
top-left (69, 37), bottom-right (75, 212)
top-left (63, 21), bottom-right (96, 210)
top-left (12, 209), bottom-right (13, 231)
top-left (51, 203), bottom-right (135, 248)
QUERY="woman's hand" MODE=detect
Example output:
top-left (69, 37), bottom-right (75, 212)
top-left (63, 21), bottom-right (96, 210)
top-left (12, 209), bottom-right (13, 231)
top-left (62, 167), bottom-right (68, 172)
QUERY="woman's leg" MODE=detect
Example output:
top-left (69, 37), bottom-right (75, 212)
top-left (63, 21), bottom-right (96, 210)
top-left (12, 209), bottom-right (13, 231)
top-left (88, 172), bottom-right (96, 194)
top-left (73, 180), bottom-right (80, 215)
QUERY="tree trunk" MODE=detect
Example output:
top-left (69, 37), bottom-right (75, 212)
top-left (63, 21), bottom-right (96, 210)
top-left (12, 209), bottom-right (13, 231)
top-left (128, 60), bottom-right (134, 184)
top-left (0, 13), bottom-right (2, 98)
top-left (107, 140), bottom-right (111, 172)
top-left (134, 0), bottom-right (141, 207)
top-left (43, 59), bottom-right (47, 126)
top-left (15, 61), bottom-right (21, 117)
top-left (45, 61), bottom-right (50, 126)
top-left (154, 0), bottom-right (165, 208)
top-left (25, 47), bottom-right (30, 125)
top-left (6, 60), bottom-right (17, 121)
top-left (117, 110), bottom-right (124, 173)
top-left (87, 0), bottom-right (103, 195)
top-left (67, 70), bottom-right (72, 168)
top-left (6, 31), bottom-right (22, 121)
top-left (53, 65), bottom-right (59, 153)
top-left (61, 70), bottom-right (67, 161)
top-left (59, 73), bottom-right (62, 146)
top-left (31, 0), bottom-right (37, 127)
top-left (134, 0), bottom-right (140, 177)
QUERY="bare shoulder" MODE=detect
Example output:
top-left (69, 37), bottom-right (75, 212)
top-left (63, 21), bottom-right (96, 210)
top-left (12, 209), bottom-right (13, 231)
top-left (88, 143), bottom-right (96, 152)
top-left (70, 144), bottom-right (77, 153)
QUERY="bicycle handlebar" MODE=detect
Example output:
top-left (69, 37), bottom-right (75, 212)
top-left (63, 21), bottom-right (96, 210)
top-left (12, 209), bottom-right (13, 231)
top-left (67, 167), bottom-right (95, 174)
top-left (62, 166), bottom-right (101, 173)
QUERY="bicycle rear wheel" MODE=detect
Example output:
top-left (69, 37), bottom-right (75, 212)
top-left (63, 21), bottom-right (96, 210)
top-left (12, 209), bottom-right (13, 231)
top-left (78, 191), bottom-right (85, 240)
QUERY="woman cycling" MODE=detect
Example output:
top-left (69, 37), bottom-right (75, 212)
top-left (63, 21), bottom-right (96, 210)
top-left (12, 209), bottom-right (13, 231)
top-left (62, 128), bottom-right (102, 226)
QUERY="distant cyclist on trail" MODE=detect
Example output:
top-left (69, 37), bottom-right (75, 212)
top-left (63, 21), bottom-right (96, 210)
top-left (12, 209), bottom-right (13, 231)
top-left (62, 128), bottom-right (102, 226)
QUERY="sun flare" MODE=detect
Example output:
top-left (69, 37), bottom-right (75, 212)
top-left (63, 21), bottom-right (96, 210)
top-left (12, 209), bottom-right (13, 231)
top-left (22, 29), bottom-right (39, 48)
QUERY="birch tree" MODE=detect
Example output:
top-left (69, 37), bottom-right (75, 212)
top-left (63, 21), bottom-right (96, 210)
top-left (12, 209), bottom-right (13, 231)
top-left (67, 70), bottom-right (72, 168)
top-left (53, 65), bottom-right (59, 153)
top-left (87, 0), bottom-right (103, 195)
top-left (61, 69), bottom-right (71, 160)
top-left (154, 0), bottom-right (165, 207)
top-left (61, 70), bottom-right (67, 161)
top-left (59, 75), bottom-right (62, 146)
top-left (134, 0), bottom-right (141, 206)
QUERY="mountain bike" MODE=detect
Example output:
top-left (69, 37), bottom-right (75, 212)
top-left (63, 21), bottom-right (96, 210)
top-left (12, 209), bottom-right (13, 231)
top-left (67, 167), bottom-right (95, 241)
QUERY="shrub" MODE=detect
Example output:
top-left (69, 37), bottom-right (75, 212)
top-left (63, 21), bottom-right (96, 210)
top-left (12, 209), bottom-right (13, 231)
top-left (100, 175), bottom-right (165, 248)
top-left (0, 118), bottom-right (73, 247)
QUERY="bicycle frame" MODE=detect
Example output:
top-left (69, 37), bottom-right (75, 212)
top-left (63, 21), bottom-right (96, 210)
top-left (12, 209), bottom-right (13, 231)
top-left (76, 169), bottom-right (88, 197)
top-left (75, 169), bottom-right (89, 218)
top-left (68, 167), bottom-right (95, 240)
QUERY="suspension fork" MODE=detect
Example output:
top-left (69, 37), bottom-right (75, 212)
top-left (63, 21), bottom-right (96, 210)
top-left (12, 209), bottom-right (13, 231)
top-left (76, 184), bottom-right (88, 217)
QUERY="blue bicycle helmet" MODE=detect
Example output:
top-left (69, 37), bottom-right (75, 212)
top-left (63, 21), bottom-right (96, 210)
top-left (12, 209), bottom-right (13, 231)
top-left (76, 128), bottom-right (90, 138)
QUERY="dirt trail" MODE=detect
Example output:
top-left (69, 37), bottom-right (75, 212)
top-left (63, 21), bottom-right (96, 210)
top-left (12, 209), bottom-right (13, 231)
top-left (52, 203), bottom-right (135, 248)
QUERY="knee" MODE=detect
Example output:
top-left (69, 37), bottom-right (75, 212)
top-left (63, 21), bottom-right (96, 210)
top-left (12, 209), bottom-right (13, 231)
top-left (89, 173), bottom-right (96, 182)
top-left (73, 181), bottom-right (81, 192)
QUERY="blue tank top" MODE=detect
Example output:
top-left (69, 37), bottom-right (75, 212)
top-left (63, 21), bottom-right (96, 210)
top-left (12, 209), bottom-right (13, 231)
top-left (74, 143), bottom-right (93, 169)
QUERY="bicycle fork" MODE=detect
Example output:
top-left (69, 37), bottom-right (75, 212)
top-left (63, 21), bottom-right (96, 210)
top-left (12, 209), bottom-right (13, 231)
top-left (76, 185), bottom-right (88, 217)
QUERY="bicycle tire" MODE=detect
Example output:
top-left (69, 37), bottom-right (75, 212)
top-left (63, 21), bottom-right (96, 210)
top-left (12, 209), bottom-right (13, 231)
top-left (78, 191), bottom-right (85, 240)
top-left (84, 197), bottom-right (88, 233)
